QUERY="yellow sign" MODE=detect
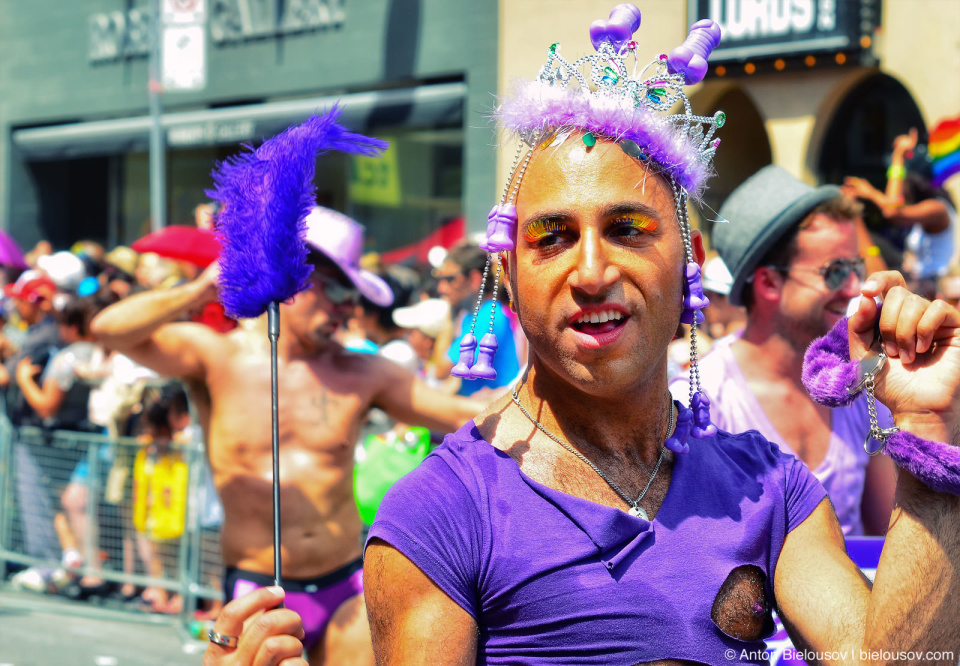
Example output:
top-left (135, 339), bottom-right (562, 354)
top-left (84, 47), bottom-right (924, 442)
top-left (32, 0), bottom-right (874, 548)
top-left (349, 141), bottom-right (401, 207)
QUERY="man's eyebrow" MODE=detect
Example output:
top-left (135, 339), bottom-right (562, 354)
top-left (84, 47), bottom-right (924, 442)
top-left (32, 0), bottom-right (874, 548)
top-left (602, 202), bottom-right (662, 221)
top-left (520, 202), bottom-right (663, 227)
top-left (520, 209), bottom-right (573, 228)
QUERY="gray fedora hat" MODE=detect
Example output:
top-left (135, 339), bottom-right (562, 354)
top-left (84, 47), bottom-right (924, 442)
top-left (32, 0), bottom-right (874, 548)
top-left (715, 165), bottom-right (841, 306)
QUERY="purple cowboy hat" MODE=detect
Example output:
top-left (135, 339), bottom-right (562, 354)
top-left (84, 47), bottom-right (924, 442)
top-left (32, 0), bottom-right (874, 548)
top-left (304, 207), bottom-right (393, 306)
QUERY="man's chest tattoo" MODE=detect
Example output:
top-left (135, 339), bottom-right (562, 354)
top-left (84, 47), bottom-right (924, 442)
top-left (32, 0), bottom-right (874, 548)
top-left (310, 389), bottom-right (336, 426)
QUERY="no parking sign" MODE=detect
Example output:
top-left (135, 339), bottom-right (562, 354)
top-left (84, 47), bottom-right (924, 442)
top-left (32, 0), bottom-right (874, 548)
top-left (162, 0), bottom-right (207, 91)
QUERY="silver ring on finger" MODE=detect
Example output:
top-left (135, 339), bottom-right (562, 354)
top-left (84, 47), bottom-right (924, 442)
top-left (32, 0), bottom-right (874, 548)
top-left (209, 630), bottom-right (239, 648)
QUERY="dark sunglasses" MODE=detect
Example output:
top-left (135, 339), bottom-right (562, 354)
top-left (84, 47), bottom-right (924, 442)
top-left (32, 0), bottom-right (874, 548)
top-left (313, 274), bottom-right (360, 305)
top-left (768, 257), bottom-right (866, 292)
top-left (434, 274), bottom-right (459, 284)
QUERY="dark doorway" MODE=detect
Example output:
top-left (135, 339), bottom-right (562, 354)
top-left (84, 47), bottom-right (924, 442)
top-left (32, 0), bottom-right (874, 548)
top-left (817, 73), bottom-right (925, 188)
top-left (29, 157), bottom-right (110, 249)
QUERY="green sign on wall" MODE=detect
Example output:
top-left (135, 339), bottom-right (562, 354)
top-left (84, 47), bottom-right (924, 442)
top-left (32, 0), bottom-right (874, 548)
top-left (349, 143), bottom-right (401, 207)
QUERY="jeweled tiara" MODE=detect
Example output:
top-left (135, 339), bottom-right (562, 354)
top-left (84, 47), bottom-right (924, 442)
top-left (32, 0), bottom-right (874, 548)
top-left (496, 4), bottom-right (723, 200)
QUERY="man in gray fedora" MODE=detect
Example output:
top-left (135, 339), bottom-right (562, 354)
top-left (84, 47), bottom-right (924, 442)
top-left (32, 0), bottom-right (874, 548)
top-left (671, 165), bottom-right (897, 536)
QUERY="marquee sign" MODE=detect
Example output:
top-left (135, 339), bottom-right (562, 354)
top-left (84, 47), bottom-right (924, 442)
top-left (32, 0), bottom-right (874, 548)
top-left (688, 0), bottom-right (880, 62)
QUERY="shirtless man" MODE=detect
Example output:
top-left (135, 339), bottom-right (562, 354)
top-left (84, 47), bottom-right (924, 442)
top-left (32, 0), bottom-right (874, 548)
top-left (91, 207), bottom-right (482, 665)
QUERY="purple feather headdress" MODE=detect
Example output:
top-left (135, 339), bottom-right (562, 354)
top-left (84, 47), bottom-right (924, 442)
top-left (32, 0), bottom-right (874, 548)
top-left (208, 107), bottom-right (387, 318)
top-left (495, 11), bottom-right (724, 199)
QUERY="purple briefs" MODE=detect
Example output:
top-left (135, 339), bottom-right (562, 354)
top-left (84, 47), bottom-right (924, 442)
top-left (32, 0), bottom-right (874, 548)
top-left (224, 559), bottom-right (363, 652)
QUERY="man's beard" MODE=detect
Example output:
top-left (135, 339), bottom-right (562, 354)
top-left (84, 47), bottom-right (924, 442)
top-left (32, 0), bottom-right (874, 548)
top-left (776, 309), bottom-right (830, 352)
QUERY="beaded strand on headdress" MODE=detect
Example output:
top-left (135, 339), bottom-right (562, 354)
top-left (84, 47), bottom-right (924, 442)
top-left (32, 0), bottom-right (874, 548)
top-left (450, 257), bottom-right (491, 378)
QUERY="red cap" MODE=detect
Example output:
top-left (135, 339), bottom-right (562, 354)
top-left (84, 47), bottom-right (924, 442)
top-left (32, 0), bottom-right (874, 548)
top-left (3, 269), bottom-right (57, 303)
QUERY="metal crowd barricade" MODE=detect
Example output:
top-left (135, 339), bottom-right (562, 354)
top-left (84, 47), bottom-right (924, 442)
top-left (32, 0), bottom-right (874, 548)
top-left (0, 414), bottom-right (224, 640)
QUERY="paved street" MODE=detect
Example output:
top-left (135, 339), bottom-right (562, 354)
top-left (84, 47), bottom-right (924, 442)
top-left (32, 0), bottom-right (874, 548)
top-left (0, 589), bottom-right (205, 666)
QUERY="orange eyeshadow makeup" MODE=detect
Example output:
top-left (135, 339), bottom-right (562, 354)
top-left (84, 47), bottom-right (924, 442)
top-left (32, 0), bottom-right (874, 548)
top-left (521, 219), bottom-right (567, 243)
top-left (611, 214), bottom-right (657, 232)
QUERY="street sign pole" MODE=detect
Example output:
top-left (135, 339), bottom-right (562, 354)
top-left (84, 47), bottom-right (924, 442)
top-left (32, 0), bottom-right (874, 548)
top-left (149, 0), bottom-right (166, 233)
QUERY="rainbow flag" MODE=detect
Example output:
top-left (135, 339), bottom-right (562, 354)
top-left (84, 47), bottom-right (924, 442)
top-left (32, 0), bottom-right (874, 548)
top-left (929, 113), bottom-right (960, 187)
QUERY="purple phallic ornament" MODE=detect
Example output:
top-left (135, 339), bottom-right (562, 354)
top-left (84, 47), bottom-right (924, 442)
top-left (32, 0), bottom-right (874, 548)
top-left (486, 204), bottom-right (518, 252)
top-left (470, 332), bottom-right (499, 380)
top-left (666, 403), bottom-right (693, 454)
top-left (589, 3), bottom-right (642, 52)
top-left (479, 207), bottom-right (498, 252)
top-left (680, 262), bottom-right (710, 324)
top-left (450, 333), bottom-right (478, 379)
top-left (690, 392), bottom-right (717, 438)
top-left (666, 19), bottom-right (722, 85)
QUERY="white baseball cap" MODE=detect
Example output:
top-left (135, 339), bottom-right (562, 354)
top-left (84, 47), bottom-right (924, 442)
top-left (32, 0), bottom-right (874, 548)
top-left (392, 298), bottom-right (450, 338)
top-left (37, 251), bottom-right (86, 291)
top-left (701, 255), bottom-right (734, 296)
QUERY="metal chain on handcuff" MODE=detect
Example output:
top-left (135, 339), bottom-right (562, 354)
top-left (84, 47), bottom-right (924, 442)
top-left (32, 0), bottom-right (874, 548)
top-left (851, 349), bottom-right (901, 456)
top-left (511, 389), bottom-right (674, 520)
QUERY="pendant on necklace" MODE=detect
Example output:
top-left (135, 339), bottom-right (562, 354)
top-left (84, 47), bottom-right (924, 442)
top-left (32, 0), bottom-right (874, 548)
top-left (629, 505), bottom-right (648, 520)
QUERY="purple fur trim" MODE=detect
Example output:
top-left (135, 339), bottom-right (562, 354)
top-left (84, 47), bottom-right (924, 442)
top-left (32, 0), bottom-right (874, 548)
top-left (497, 81), bottom-right (712, 198)
top-left (886, 430), bottom-right (960, 496)
top-left (801, 315), bottom-right (859, 408)
top-left (208, 107), bottom-right (387, 318)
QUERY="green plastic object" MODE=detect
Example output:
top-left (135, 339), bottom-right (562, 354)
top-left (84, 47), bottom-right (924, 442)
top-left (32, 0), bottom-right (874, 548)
top-left (354, 426), bottom-right (433, 525)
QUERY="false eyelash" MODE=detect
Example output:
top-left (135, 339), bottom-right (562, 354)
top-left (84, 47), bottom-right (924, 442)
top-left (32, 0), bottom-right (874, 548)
top-left (611, 214), bottom-right (658, 231)
top-left (522, 219), bottom-right (568, 242)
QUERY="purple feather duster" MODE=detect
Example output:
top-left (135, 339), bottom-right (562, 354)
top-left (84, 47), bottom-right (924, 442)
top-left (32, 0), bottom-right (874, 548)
top-left (208, 107), bottom-right (387, 318)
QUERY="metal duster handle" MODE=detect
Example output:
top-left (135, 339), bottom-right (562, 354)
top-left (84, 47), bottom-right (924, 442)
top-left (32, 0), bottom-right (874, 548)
top-left (267, 300), bottom-right (283, 598)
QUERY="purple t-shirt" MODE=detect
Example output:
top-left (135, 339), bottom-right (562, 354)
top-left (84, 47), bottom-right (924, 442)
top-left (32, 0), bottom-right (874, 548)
top-left (670, 337), bottom-right (893, 536)
top-left (367, 421), bottom-right (826, 665)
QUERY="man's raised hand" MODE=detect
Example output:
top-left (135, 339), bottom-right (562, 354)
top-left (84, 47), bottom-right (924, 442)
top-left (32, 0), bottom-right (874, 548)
top-left (202, 586), bottom-right (307, 666)
top-left (849, 270), bottom-right (960, 441)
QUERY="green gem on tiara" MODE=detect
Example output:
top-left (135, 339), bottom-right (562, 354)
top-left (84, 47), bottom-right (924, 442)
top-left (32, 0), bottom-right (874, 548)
top-left (603, 66), bottom-right (619, 83)
top-left (549, 42), bottom-right (558, 54)
top-left (582, 132), bottom-right (597, 148)
top-left (651, 87), bottom-right (666, 97)
top-left (715, 111), bottom-right (726, 128)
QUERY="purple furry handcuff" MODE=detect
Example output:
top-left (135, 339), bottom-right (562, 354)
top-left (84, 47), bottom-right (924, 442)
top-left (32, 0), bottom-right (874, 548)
top-left (802, 309), bottom-right (960, 496)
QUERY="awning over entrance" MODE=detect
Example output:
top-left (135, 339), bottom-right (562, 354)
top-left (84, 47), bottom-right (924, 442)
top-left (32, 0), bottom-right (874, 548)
top-left (12, 82), bottom-right (465, 161)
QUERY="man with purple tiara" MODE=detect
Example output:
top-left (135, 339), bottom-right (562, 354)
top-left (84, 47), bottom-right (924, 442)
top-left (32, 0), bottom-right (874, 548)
top-left (207, 5), bottom-right (960, 665)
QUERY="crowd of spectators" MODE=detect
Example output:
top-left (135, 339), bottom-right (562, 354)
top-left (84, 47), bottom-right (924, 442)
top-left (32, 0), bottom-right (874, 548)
top-left (0, 127), bottom-right (956, 625)
top-left (0, 217), bottom-right (529, 616)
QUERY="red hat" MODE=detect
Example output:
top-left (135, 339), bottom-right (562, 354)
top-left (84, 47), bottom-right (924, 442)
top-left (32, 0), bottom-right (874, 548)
top-left (3, 269), bottom-right (57, 303)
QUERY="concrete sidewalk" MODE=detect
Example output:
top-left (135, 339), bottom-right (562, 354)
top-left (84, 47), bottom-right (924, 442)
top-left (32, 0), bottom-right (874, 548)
top-left (0, 589), bottom-right (205, 666)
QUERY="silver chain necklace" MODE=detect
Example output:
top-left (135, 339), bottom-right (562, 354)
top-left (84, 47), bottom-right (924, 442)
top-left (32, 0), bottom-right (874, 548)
top-left (511, 389), bottom-right (674, 521)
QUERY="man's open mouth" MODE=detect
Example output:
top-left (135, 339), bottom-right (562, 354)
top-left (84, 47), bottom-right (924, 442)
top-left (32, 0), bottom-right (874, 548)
top-left (571, 309), bottom-right (628, 335)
